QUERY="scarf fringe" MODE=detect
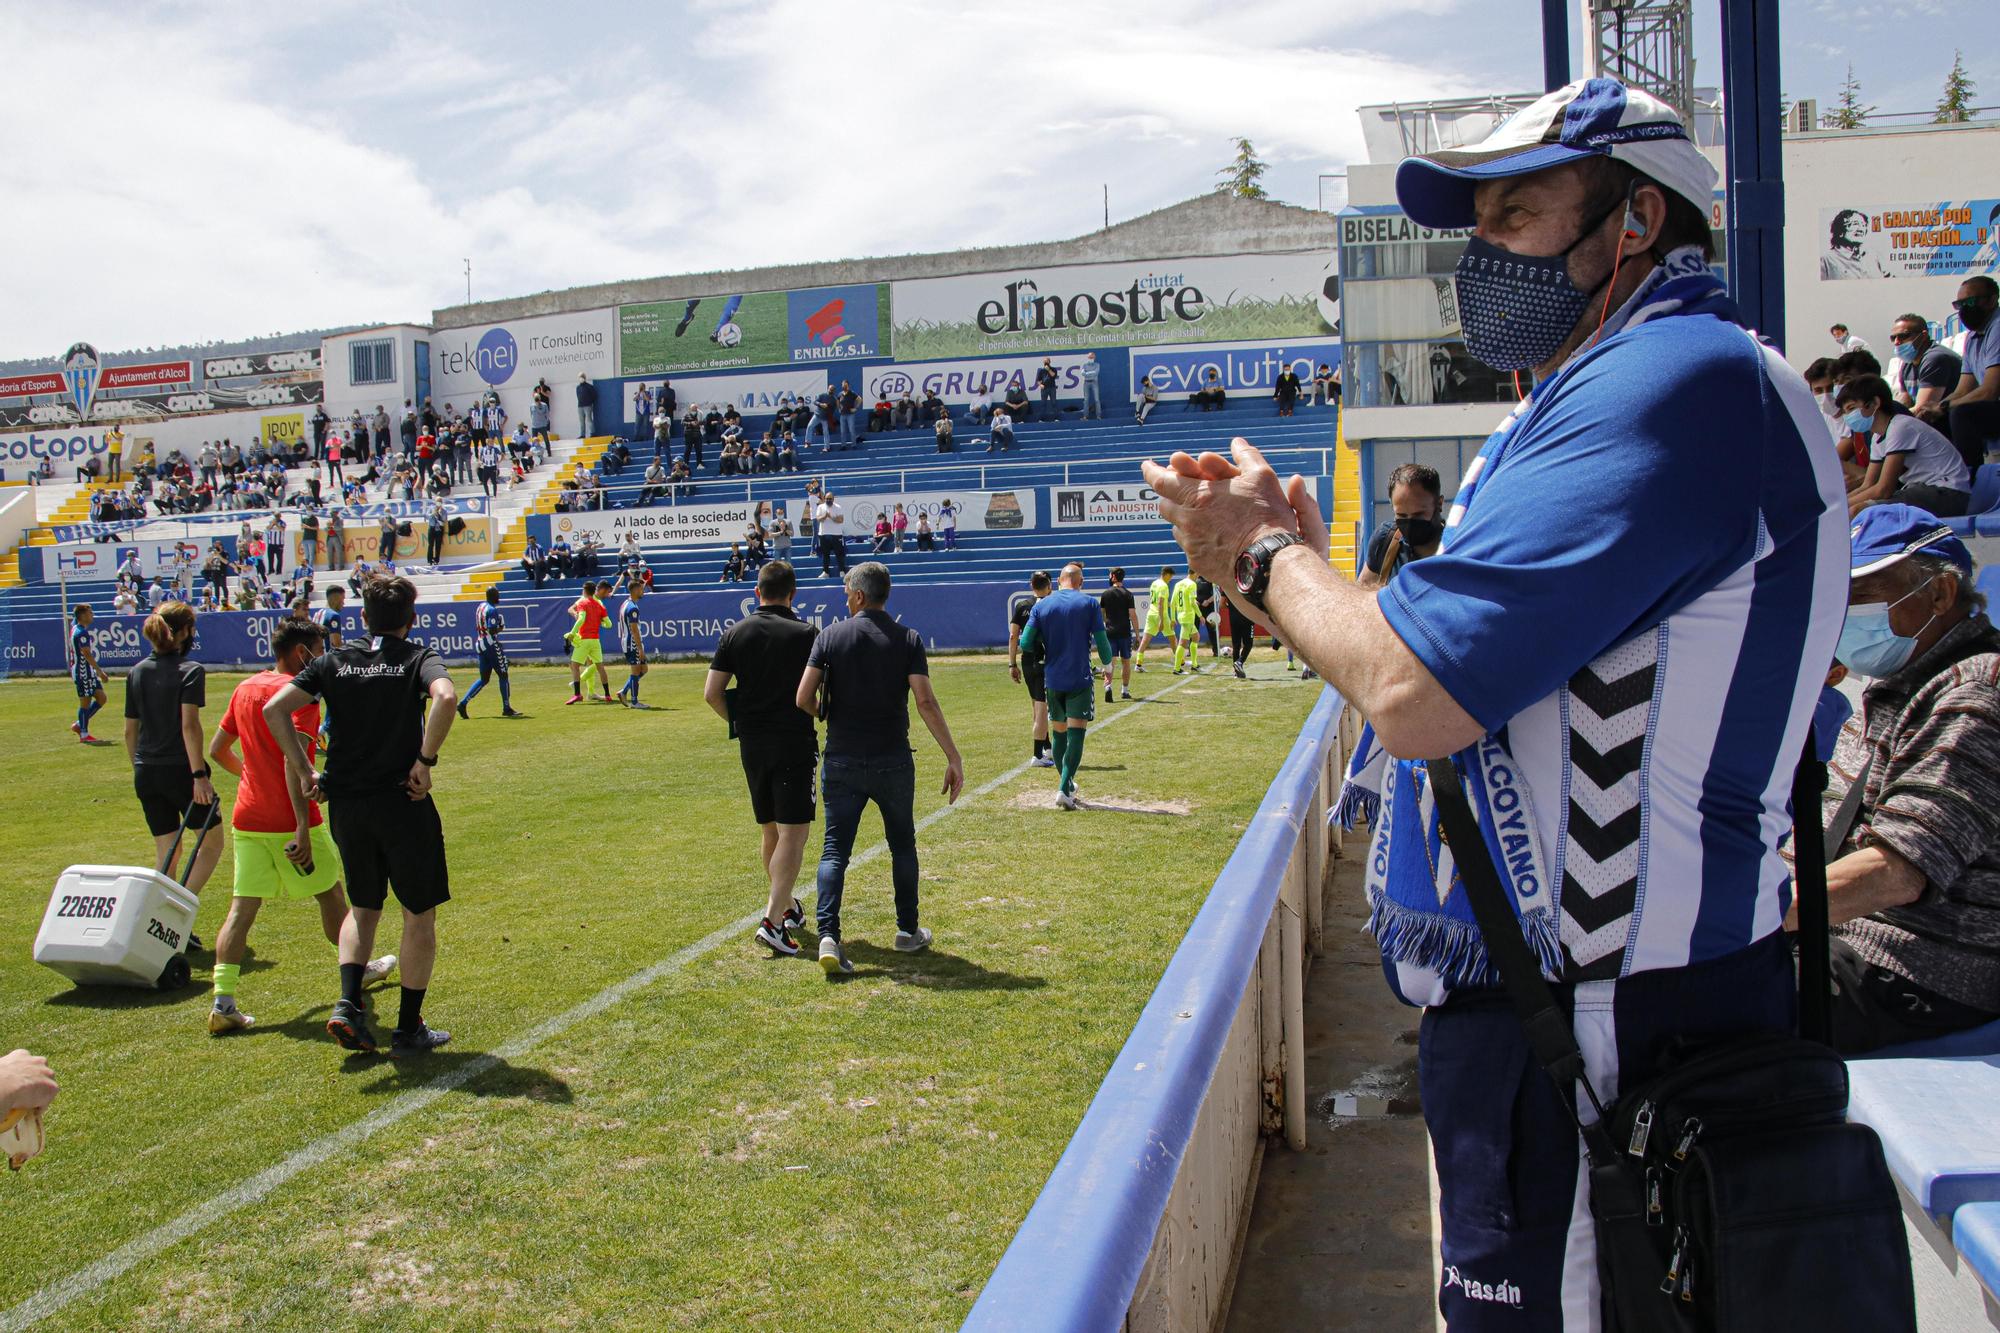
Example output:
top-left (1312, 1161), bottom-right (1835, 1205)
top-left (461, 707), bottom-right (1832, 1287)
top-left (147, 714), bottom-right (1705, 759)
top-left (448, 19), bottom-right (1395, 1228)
top-left (1330, 781), bottom-right (1379, 832)
top-left (1367, 886), bottom-right (1564, 989)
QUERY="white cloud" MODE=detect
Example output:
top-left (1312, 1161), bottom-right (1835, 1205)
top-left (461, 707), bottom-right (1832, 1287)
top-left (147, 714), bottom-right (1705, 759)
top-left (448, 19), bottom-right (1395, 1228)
top-left (0, 0), bottom-right (1482, 360)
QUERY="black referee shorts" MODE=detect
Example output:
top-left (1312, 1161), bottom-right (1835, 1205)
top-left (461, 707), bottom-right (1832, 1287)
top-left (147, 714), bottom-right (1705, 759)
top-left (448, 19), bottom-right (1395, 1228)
top-left (740, 741), bottom-right (818, 826)
top-left (1023, 663), bottom-right (1046, 704)
top-left (328, 792), bottom-right (451, 915)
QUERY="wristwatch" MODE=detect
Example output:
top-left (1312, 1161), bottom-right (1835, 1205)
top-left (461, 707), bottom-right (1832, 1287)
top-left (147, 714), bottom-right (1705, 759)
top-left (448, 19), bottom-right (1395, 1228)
top-left (190, 767), bottom-right (212, 780)
top-left (1234, 533), bottom-right (1304, 613)
top-left (417, 753), bottom-right (439, 767)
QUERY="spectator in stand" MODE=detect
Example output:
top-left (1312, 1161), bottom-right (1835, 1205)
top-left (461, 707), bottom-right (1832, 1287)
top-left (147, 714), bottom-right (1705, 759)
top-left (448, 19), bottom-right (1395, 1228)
top-left (1273, 366), bottom-right (1301, 416)
top-left (478, 437), bottom-right (503, 497)
top-left (987, 407), bottom-right (1015, 452)
top-left (299, 508), bottom-right (321, 572)
top-left (892, 391), bottom-right (917, 431)
top-left (778, 432), bottom-right (800, 472)
top-left (326, 432), bottom-right (345, 489)
top-left (1190, 368), bottom-right (1227, 411)
top-left (939, 498), bottom-right (958, 551)
top-left (837, 381), bottom-right (861, 446)
top-left (632, 384), bottom-right (653, 441)
top-left (576, 532), bottom-right (603, 580)
top-left (1035, 358), bottom-right (1059, 420)
top-left (795, 561), bottom-right (964, 974)
top-left (816, 491), bottom-right (848, 577)
top-left (521, 536), bottom-right (549, 587)
top-left (1135, 375), bottom-right (1161, 424)
top-left (1889, 314), bottom-right (1961, 415)
top-left (1924, 277), bottom-right (2000, 464)
top-left (114, 585), bottom-right (140, 615)
top-left (1080, 352), bottom-right (1103, 419)
top-left (891, 503), bottom-right (909, 552)
top-left (425, 498), bottom-right (448, 565)
top-left (754, 436), bottom-right (777, 473)
top-left (575, 373), bottom-right (598, 437)
top-left (1002, 381), bottom-right (1031, 424)
top-left (377, 512), bottom-right (399, 563)
top-left (869, 397), bottom-right (893, 434)
top-left (414, 424), bottom-right (436, 476)
top-left (967, 385), bottom-right (995, 426)
top-left (639, 458), bottom-right (669, 506)
top-left (1311, 362), bottom-right (1336, 407)
top-left (770, 510), bottom-right (793, 563)
top-left (373, 405), bottom-right (391, 459)
top-left (653, 407), bottom-right (673, 462)
top-left (922, 389), bottom-right (947, 424)
top-left (1840, 374), bottom-right (1972, 516)
top-left (915, 511), bottom-right (934, 552)
top-left (605, 439), bottom-right (632, 477)
top-left (668, 456), bottom-right (691, 500)
top-left (935, 413), bottom-right (955, 452)
top-left (657, 379), bottom-right (677, 428)
top-left (719, 439), bottom-right (744, 476)
top-left (327, 509), bottom-right (346, 569)
top-left (721, 542), bottom-right (746, 584)
top-left (1357, 463), bottom-right (1445, 591)
top-left (311, 404), bottom-right (330, 458)
top-left (400, 407), bottom-right (418, 460)
top-left (198, 441), bottom-right (218, 489)
top-left (1832, 321), bottom-right (1871, 354)
top-left (1816, 507), bottom-right (2000, 1051)
top-left (75, 453), bottom-right (102, 486)
top-left (871, 512), bottom-right (892, 554)
top-left (264, 512), bottom-right (287, 576)
top-left (549, 534), bottom-right (574, 579)
top-left (745, 528), bottom-right (768, 572)
top-left (805, 391), bottom-right (833, 450)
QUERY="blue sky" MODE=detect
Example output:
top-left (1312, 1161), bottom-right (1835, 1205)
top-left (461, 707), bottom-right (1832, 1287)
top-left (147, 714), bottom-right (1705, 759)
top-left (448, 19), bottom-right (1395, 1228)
top-left (1, 0), bottom-right (1987, 361)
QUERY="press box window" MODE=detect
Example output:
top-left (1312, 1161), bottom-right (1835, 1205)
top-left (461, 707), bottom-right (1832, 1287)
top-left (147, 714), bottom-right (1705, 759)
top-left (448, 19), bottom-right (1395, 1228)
top-left (349, 339), bottom-right (395, 386)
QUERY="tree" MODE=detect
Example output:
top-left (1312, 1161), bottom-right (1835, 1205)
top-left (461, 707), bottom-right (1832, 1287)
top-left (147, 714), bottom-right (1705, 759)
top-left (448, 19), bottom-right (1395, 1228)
top-left (1215, 138), bottom-right (1269, 200)
top-left (1823, 64), bottom-right (1875, 130)
top-left (1936, 51), bottom-right (1977, 124)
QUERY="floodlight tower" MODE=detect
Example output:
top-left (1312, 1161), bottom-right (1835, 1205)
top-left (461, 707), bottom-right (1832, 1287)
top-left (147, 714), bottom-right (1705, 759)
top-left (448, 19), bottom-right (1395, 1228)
top-left (1581, 0), bottom-right (1695, 124)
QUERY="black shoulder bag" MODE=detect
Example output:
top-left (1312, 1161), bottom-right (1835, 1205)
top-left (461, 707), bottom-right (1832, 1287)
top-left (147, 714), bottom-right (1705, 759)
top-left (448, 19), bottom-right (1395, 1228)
top-left (1425, 748), bottom-right (1914, 1333)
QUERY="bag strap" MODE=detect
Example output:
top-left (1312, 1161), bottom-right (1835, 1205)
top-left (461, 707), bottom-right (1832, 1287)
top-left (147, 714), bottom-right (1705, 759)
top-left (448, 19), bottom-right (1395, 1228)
top-left (1793, 737), bottom-right (1837, 1046)
top-left (1425, 757), bottom-right (1621, 1164)
top-left (1822, 752), bottom-right (1872, 863)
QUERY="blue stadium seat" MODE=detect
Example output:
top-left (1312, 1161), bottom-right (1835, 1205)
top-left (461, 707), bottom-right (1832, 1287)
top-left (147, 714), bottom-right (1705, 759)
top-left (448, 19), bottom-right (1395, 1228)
top-left (1845, 1054), bottom-right (2000, 1224)
top-left (1952, 1201), bottom-right (2000, 1310)
top-left (1970, 462), bottom-right (2000, 516)
top-left (1977, 569), bottom-right (2000, 608)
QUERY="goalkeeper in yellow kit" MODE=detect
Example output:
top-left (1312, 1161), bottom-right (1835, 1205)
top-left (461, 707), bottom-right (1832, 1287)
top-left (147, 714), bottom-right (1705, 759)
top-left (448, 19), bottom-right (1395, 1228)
top-left (1170, 572), bottom-right (1203, 674)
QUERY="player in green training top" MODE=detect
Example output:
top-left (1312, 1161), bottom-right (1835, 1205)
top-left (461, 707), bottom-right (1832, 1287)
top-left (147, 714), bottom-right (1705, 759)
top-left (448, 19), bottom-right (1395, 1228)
top-left (1018, 563), bottom-right (1113, 810)
top-left (1138, 565), bottom-right (1173, 672)
top-left (1170, 571), bottom-right (1203, 674)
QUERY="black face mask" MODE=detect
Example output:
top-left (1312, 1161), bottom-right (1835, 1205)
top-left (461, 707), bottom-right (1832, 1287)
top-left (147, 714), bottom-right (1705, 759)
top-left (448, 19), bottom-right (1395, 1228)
top-left (1960, 299), bottom-right (1997, 334)
top-left (1395, 515), bottom-right (1445, 548)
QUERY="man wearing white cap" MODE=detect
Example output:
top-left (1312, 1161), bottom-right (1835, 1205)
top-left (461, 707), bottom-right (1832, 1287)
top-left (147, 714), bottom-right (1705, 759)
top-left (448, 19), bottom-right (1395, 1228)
top-left (1144, 79), bottom-right (1849, 1327)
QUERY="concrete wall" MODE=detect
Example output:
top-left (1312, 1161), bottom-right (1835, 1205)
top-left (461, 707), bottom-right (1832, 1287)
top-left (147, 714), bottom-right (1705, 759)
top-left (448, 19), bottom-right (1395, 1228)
top-left (430, 194), bottom-right (1336, 330)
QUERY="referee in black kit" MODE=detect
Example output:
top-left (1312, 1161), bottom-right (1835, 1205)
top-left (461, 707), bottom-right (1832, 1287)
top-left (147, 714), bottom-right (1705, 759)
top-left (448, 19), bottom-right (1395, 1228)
top-left (705, 559), bottom-right (819, 958)
top-left (264, 574), bottom-right (458, 1058)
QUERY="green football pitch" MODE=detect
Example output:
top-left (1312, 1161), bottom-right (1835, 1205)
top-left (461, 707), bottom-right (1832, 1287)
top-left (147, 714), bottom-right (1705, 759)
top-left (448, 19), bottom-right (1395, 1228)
top-left (0, 655), bottom-right (1319, 1330)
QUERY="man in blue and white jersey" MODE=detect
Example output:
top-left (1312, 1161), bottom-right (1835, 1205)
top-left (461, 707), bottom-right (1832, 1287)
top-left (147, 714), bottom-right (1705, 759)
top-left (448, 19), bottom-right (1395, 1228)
top-left (1145, 79), bottom-right (1847, 1329)
top-left (457, 586), bottom-right (521, 719)
top-left (615, 578), bottom-right (649, 708)
top-left (312, 584), bottom-right (348, 650)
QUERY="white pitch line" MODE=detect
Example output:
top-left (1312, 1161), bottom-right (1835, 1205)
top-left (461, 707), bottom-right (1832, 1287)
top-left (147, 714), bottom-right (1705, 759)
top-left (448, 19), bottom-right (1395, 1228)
top-left (1, 668), bottom-right (1203, 1330)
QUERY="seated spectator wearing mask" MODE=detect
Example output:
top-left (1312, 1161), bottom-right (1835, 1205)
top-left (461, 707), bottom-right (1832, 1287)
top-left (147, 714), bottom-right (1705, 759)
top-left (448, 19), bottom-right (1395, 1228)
top-left (1888, 312), bottom-right (1961, 416)
top-left (1357, 463), bottom-right (1444, 590)
top-left (1839, 374), bottom-right (1971, 516)
top-left (1923, 276), bottom-right (2000, 465)
top-left (1812, 505), bottom-right (2000, 1052)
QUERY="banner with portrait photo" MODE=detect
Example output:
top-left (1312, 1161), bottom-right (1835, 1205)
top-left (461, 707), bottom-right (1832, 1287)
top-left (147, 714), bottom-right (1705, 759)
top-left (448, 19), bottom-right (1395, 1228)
top-left (1818, 200), bottom-right (2000, 281)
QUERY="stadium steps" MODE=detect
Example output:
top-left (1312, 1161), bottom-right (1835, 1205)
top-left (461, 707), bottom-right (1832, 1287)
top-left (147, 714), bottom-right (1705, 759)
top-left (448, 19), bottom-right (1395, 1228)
top-left (0, 550), bottom-right (20, 590)
top-left (451, 436), bottom-right (608, 601)
top-left (36, 482), bottom-right (119, 536)
top-left (1329, 411), bottom-right (1361, 573)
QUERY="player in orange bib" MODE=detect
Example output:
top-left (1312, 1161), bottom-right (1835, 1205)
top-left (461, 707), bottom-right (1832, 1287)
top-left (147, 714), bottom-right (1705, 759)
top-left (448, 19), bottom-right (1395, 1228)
top-left (565, 579), bottom-right (615, 705)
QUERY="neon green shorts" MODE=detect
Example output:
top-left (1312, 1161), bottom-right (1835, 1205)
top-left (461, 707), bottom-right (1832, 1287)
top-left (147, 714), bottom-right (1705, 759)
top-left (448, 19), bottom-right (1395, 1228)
top-left (571, 636), bottom-right (603, 665)
top-left (1047, 686), bottom-right (1096, 725)
top-left (232, 825), bottom-right (340, 900)
top-left (1176, 618), bottom-right (1198, 636)
top-left (1143, 611), bottom-right (1163, 635)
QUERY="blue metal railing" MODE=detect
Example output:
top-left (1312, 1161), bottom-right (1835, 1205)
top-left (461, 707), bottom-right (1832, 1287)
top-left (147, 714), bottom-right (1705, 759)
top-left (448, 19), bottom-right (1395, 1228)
top-left (963, 687), bottom-right (1345, 1331)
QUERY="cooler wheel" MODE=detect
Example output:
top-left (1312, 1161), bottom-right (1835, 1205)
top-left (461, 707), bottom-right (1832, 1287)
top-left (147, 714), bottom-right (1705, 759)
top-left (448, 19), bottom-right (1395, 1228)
top-left (157, 955), bottom-right (191, 991)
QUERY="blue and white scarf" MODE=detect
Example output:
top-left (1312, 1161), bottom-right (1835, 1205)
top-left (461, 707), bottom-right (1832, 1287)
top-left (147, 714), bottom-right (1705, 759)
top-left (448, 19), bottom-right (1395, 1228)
top-left (1338, 248), bottom-right (1733, 992)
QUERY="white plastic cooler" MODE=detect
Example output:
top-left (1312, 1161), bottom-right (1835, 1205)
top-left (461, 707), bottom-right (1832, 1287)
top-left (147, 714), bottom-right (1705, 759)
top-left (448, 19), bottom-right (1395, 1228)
top-left (33, 864), bottom-right (199, 990)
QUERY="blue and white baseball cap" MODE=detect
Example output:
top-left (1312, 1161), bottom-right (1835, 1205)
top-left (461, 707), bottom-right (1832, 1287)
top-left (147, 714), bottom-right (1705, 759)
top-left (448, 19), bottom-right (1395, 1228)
top-left (1848, 503), bottom-right (1972, 578)
top-left (1395, 78), bottom-right (1718, 230)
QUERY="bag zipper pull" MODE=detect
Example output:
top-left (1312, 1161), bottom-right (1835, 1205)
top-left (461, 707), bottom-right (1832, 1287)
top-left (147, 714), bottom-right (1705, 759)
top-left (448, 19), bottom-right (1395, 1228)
top-left (1628, 1102), bottom-right (1655, 1158)
top-left (1661, 1228), bottom-right (1689, 1294)
top-left (1679, 1258), bottom-right (1695, 1304)
top-left (1672, 1116), bottom-right (1703, 1165)
top-left (1645, 1167), bottom-right (1664, 1225)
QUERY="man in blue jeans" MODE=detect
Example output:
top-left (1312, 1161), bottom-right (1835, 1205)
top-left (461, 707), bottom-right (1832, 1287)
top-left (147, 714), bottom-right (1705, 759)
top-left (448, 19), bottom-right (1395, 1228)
top-left (795, 561), bottom-right (965, 976)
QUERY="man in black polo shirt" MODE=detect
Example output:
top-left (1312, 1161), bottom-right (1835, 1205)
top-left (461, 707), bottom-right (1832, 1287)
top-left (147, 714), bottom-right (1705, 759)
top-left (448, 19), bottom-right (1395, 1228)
top-left (1009, 571), bottom-right (1053, 767)
top-left (263, 574), bottom-right (459, 1058)
top-left (706, 560), bottom-right (819, 957)
top-left (795, 561), bottom-right (965, 976)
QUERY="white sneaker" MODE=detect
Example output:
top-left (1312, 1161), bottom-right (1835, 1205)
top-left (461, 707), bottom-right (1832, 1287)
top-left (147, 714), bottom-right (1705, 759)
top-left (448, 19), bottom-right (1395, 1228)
top-left (893, 926), bottom-right (933, 953)
top-left (819, 936), bottom-right (855, 975)
top-left (1031, 755), bottom-right (1056, 768)
top-left (363, 954), bottom-right (398, 983)
top-left (1055, 792), bottom-right (1080, 811)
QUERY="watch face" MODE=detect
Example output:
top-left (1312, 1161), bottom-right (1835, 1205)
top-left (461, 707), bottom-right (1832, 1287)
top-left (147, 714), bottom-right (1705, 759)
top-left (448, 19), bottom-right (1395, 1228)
top-left (1234, 550), bottom-right (1258, 594)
